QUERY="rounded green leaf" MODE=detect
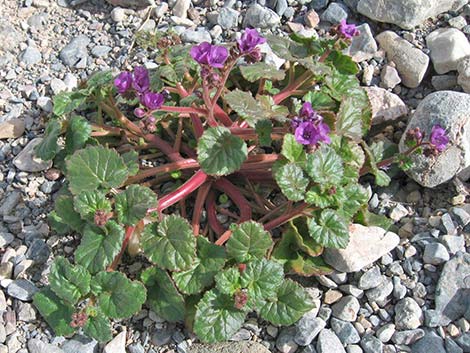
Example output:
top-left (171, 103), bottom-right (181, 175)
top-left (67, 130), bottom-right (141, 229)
top-left (49, 257), bottom-right (91, 305)
top-left (275, 163), bottom-right (309, 202)
top-left (141, 215), bottom-right (196, 271)
top-left (259, 279), bottom-right (315, 326)
top-left (91, 271), bottom-right (146, 319)
top-left (75, 221), bottom-right (124, 274)
top-left (281, 134), bottom-right (305, 163)
top-left (141, 267), bottom-right (185, 322)
top-left (226, 221), bottom-right (273, 263)
top-left (54, 195), bottom-right (84, 232)
top-left (305, 145), bottom-right (343, 186)
top-left (240, 62), bottom-right (286, 82)
top-left (66, 145), bottom-right (128, 194)
top-left (83, 309), bottom-right (112, 343)
top-left (65, 116), bottom-right (92, 154)
top-left (288, 253), bottom-right (333, 277)
top-left (73, 191), bottom-right (111, 222)
top-left (35, 119), bottom-right (61, 161)
top-left (115, 185), bottom-right (157, 226)
top-left (197, 127), bottom-right (247, 176)
top-left (308, 209), bottom-right (349, 249)
top-left (194, 289), bottom-right (246, 343)
top-left (215, 268), bottom-right (241, 296)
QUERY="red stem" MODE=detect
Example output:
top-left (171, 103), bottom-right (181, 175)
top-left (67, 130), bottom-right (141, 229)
top-left (264, 203), bottom-right (309, 231)
top-left (192, 181), bottom-right (212, 235)
top-left (213, 178), bottom-right (252, 222)
top-left (206, 191), bottom-right (225, 235)
top-left (108, 225), bottom-right (135, 271)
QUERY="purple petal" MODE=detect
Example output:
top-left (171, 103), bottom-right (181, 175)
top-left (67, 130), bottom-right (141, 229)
top-left (141, 92), bottom-right (165, 110)
top-left (190, 42), bottom-right (212, 65)
top-left (132, 66), bottom-right (150, 93)
top-left (208, 45), bottom-right (228, 68)
top-left (114, 71), bottom-right (133, 94)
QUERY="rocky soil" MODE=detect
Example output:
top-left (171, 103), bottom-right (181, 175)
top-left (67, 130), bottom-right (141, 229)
top-left (1, 0), bottom-right (470, 352)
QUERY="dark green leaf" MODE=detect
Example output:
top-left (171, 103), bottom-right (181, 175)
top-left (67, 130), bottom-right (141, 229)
top-left (255, 120), bottom-right (273, 147)
top-left (53, 91), bottom-right (87, 116)
top-left (327, 50), bottom-right (359, 75)
top-left (75, 221), bottom-right (124, 274)
top-left (305, 185), bottom-right (346, 209)
top-left (33, 287), bottom-right (75, 336)
top-left (215, 268), bottom-right (241, 296)
top-left (240, 62), bottom-right (285, 82)
top-left (49, 257), bottom-right (91, 305)
top-left (141, 215), bottom-right (196, 271)
top-left (173, 237), bottom-right (226, 295)
top-left (275, 163), bottom-right (309, 202)
top-left (65, 116), bottom-right (91, 154)
top-left (122, 150), bottom-right (139, 176)
top-left (355, 209), bottom-right (393, 230)
top-left (259, 279), bottom-right (315, 325)
top-left (305, 145), bottom-right (343, 186)
top-left (83, 309), bottom-right (112, 343)
top-left (48, 211), bottom-right (72, 234)
top-left (197, 127), bottom-right (247, 176)
top-left (281, 133), bottom-right (305, 163)
top-left (265, 35), bottom-right (310, 60)
top-left (141, 267), bottom-right (185, 322)
top-left (194, 289), bottom-right (246, 343)
top-left (115, 185), bottom-right (157, 226)
top-left (339, 184), bottom-right (369, 219)
top-left (66, 146), bottom-right (128, 194)
top-left (271, 229), bottom-right (299, 265)
top-left (308, 209), bottom-right (349, 249)
top-left (374, 170), bottom-right (391, 187)
top-left (303, 90), bottom-right (337, 111)
top-left (86, 71), bottom-right (113, 90)
top-left (226, 221), bottom-right (273, 263)
top-left (73, 191), bottom-right (111, 222)
top-left (35, 120), bottom-right (61, 161)
top-left (54, 195), bottom-right (84, 232)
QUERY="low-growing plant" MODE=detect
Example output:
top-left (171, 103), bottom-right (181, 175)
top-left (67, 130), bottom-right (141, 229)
top-left (32, 24), bottom-right (448, 343)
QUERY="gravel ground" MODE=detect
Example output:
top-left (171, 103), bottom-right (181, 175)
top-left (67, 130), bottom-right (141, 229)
top-left (1, 0), bottom-right (470, 352)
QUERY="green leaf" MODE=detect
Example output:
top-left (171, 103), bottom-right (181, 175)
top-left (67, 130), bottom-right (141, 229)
top-left (53, 91), bottom-right (87, 116)
top-left (215, 268), bottom-right (241, 296)
top-left (73, 191), bottom-right (111, 222)
top-left (226, 221), bottom-right (273, 263)
top-left (272, 230), bottom-right (299, 265)
top-left (66, 146), bottom-right (128, 194)
top-left (49, 211), bottom-right (72, 234)
top-left (49, 257), bottom-right (91, 305)
top-left (65, 116), bottom-right (92, 154)
top-left (141, 215), bottom-right (196, 271)
top-left (54, 195), bottom-right (84, 232)
top-left (281, 134), bottom-right (305, 163)
top-left (194, 289), bottom-right (246, 343)
top-left (240, 259), bottom-right (284, 309)
top-left (33, 287), bottom-right (75, 337)
top-left (255, 120), bottom-right (272, 147)
top-left (265, 35), bottom-right (310, 60)
top-left (91, 271), bottom-right (146, 319)
top-left (339, 184), bottom-right (369, 219)
top-left (289, 218), bottom-right (324, 257)
top-left (240, 62), bottom-right (286, 82)
top-left (122, 150), bottom-right (139, 176)
top-left (305, 145), bottom-right (343, 186)
top-left (197, 127), bottom-right (247, 176)
top-left (86, 70), bottom-right (113, 91)
top-left (83, 309), bottom-right (112, 343)
top-left (303, 89), bottom-right (337, 111)
top-left (336, 96), bottom-right (363, 141)
top-left (355, 209), bottom-right (393, 230)
top-left (305, 185), bottom-right (346, 209)
top-left (115, 185), bottom-right (157, 226)
top-left (289, 253), bottom-right (333, 276)
top-left (308, 209), bottom-right (349, 249)
top-left (173, 237), bottom-right (226, 295)
top-left (374, 170), bottom-right (391, 187)
top-left (327, 50), bottom-right (359, 75)
top-left (35, 120), bottom-right (61, 161)
top-left (259, 279), bottom-right (315, 326)
top-left (75, 221), bottom-right (124, 274)
top-left (275, 163), bottom-right (309, 202)
top-left (141, 267), bottom-right (185, 322)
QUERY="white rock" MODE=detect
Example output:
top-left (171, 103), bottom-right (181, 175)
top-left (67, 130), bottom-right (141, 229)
top-left (346, 23), bottom-right (378, 62)
top-left (426, 28), bottom-right (470, 74)
top-left (380, 64), bottom-right (401, 89)
top-left (103, 330), bottom-right (126, 353)
top-left (172, 0), bottom-right (190, 18)
top-left (323, 224), bottom-right (399, 273)
top-left (395, 298), bottom-right (423, 330)
top-left (458, 57), bottom-right (470, 93)
top-left (364, 87), bottom-right (408, 125)
top-left (110, 7), bottom-right (126, 23)
top-left (376, 31), bottom-right (429, 88)
top-left (27, 339), bottom-right (64, 353)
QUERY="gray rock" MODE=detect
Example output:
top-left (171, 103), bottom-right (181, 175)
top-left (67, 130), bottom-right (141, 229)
top-left (317, 329), bottom-right (346, 353)
top-left (0, 233), bottom-right (14, 248)
top-left (357, 0), bottom-right (467, 29)
top-left (103, 330), bottom-right (125, 353)
top-left (17, 302), bottom-right (36, 322)
top-left (91, 45), bottom-right (112, 58)
top-left (458, 57), bottom-right (470, 93)
top-left (50, 78), bottom-right (67, 95)
top-left (181, 29), bottom-right (212, 43)
top-left (411, 330), bottom-right (445, 353)
top-left (392, 277), bottom-right (407, 300)
top-left (446, 338), bottom-right (464, 353)
top-left (0, 119), bottom-right (25, 139)
top-left (450, 15), bottom-right (468, 29)
top-left (366, 278), bottom-right (393, 302)
top-left (361, 334), bottom-right (383, 353)
top-left (456, 333), bottom-right (470, 352)
top-left (127, 343), bottom-right (145, 353)
top-left (347, 346), bottom-right (363, 353)
top-left (60, 35), bottom-right (90, 68)
top-left (6, 279), bottom-right (38, 301)
top-left (425, 252), bottom-right (470, 327)
top-left (189, 341), bottom-right (270, 353)
top-left (324, 224), bottom-right (399, 273)
top-left (311, 0), bottom-right (329, 10)
top-left (346, 23), bottom-right (377, 62)
top-left (332, 295), bottom-right (360, 321)
top-left (61, 335), bottom-right (98, 353)
top-left (344, 0), bottom-right (359, 10)
top-left (441, 235), bottom-right (466, 254)
top-left (376, 324), bottom-right (396, 343)
top-left (0, 22), bottom-right (25, 52)
top-left (381, 65), bottom-right (401, 89)
top-left (37, 96), bottom-right (53, 113)
top-left (398, 91), bottom-right (470, 187)
top-left (391, 329), bottom-right (424, 345)
top-left (28, 339), bottom-right (64, 353)
top-left (358, 266), bottom-right (383, 290)
top-left (19, 47), bottom-right (42, 66)
top-left (217, 8), bottom-right (239, 29)
top-left (244, 4), bottom-right (281, 29)
top-left (364, 87), bottom-right (408, 125)
top-left (13, 138), bottom-right (53, 172)
top-left (110, 7), bottom-right (126, 22)
top-left (276, 327), bottom-right (298, 353)
top-left (426, 28), bottom-right (470, 74)
top-left (331, 318), bottom-right (360, 344)
top-left (320, 2), bottom-right (347, 24)
top-left (152, 328), bottom-right (172, 346)
top-left (423, 243), bottom-right (450, 265)
top-left (432, 74), bottom-right (458, 90)
top-left (376, 31), bottom-right (429, 88)
top-left (104, 0), bottom-right (153, 7)
top-left (294, 315), bottom-right (326, 346)
top-left (395, 298), bottom-right (423, 330)
top-left (271, 0), bottom-right (288, 16)
top-left (26, 239), bottom-right (51, 264)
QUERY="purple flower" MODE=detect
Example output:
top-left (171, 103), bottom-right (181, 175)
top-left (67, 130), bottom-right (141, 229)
top-left (114, 71), bottom-right (133, 94)
top-left (134, 108), bottom-right (146, 118)
top-left (190, 42), bottom-right (228, 68)
top-left (141, 92), bottom-right (165, 110)
top-left (132, 66), bottom-right (150, 93)
top-left (299, 102), bottom-right (314, 120)
top-left (430, 124), bottom-right (449, 152)
top-left (338, 19), bottom-right (360, 39)
top-left (237, 28), bottom-right (266, 54)
top-left (294, 121), bottom-right (331, 145)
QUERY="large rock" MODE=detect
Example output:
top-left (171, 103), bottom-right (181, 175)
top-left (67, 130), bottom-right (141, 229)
top-left (317, 329), bottom-right (346, 353)
top-left (458, 57), bottom-right (470, 93)
top-left (105, 0), bottom-right (153, 7)
top-left (28, 339), bottom-right (64, 353)
top-left (376, 31), bottom-right (429, 88)
top-left (243, 4), bottom-right (281, 29)
top-left (399, 91), bottom-right (470, 187)
top-left (364, 87), bottom-right (408, 125)
top-left (13, 138), bottom-right (52, 172)
top-left (426, 28), bottom-right (470, 74)
top-left (324, 224), bottom-right (399, 273)
top-left (190, 342), bottom-right (270, 353)
top-left (357, 0), bottom-right (467, 29)
top-left (425, 252), bottom-right (470, 327)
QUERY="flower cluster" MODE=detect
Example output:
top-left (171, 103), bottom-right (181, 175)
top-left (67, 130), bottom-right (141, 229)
top-left (237, 28), bottom-right (266, 63)
top-left (429, 124), bottom-right (449, 152)
top-left (190, 42), bottom-right (228, 68)
top-left (338, 19), bottom-right (360, 39)
top-left (292, 102), bottom-right (331, 145)
top-left (405, 124), bottom-right (449, 156)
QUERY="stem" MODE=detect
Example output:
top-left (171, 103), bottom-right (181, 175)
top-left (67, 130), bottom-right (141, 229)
top-left (108, 225), bottom-right (135, 271)
top-left (213, 178), bottom-right (252, 222)
top-left (273, 70), bottom-right (314, 104)
top-left (206, 191), bottom-right (225, 235)
top-left (125, 159), bottom-right (199, 185)
top-left (192, 181), bottom-right (212, 235)
top-left (215, 229), bottom-right (232, 246)
top-left (264, 203), bottom-right (310, 231)
top-left (157, 106), bottom-right (207, 115)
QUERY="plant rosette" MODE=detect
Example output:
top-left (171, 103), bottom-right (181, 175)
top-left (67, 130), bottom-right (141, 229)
top-left (33, 25), bottom-right (448, 343)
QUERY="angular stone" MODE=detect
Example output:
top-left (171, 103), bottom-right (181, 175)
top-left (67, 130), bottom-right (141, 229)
top-left (317, 329), bottom-right (346, 353)
top-left (458, 57), bottom-right (470, 93)
top-left (394, 298), bottom-right (423, 330)
top-left (60, 35), bottom-right (90, 69)
top-left (28, 339), bottom-right (64, 353)
top-left (61, 335), bottom-right (98, 353)
top-left (361, 334), bottom-right (383, 353)
top-left (364, 87), bottom-right (408, 125)
top-left (324, 224), bottom-right (399, 273)
top-left (103, 330), bottom-right (126, 353)
top-left (332, 296), bottom-right (360, 322)
top-left (190, 341), bottom-right (271, 353)
top-left (423, 243), bottom-right (450, 265)
top-left (426, 28), bottom-right (470, 74)
top-left (244, 4), bottom-right (280, 29)
top-left (320, 2), bottom-right (348, 24)
top-left (0, 119), bottom-right (25, 139)
top-left (411, 330), bottom-right (445, 353)
top-left (391, 329), bottom-right (425, 345)
top-left (105, 0), bottom-right (152, 7)
top-left (13, 138), bottom-right (53, 172)
top-left (346, 23), bottom-right (377, 62)
top-left (331, 318), bottom-right (360, 345)
top-left (359, 266), bottom-right (383, 290)
top-left (294, 314), bottom-right (325, 346)
top-left (376, 31), bottom-right (429, 88)
top-left (7, 279), bottom-right (38, 301)
top-left (172, 0), bottom-right (190, 18)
